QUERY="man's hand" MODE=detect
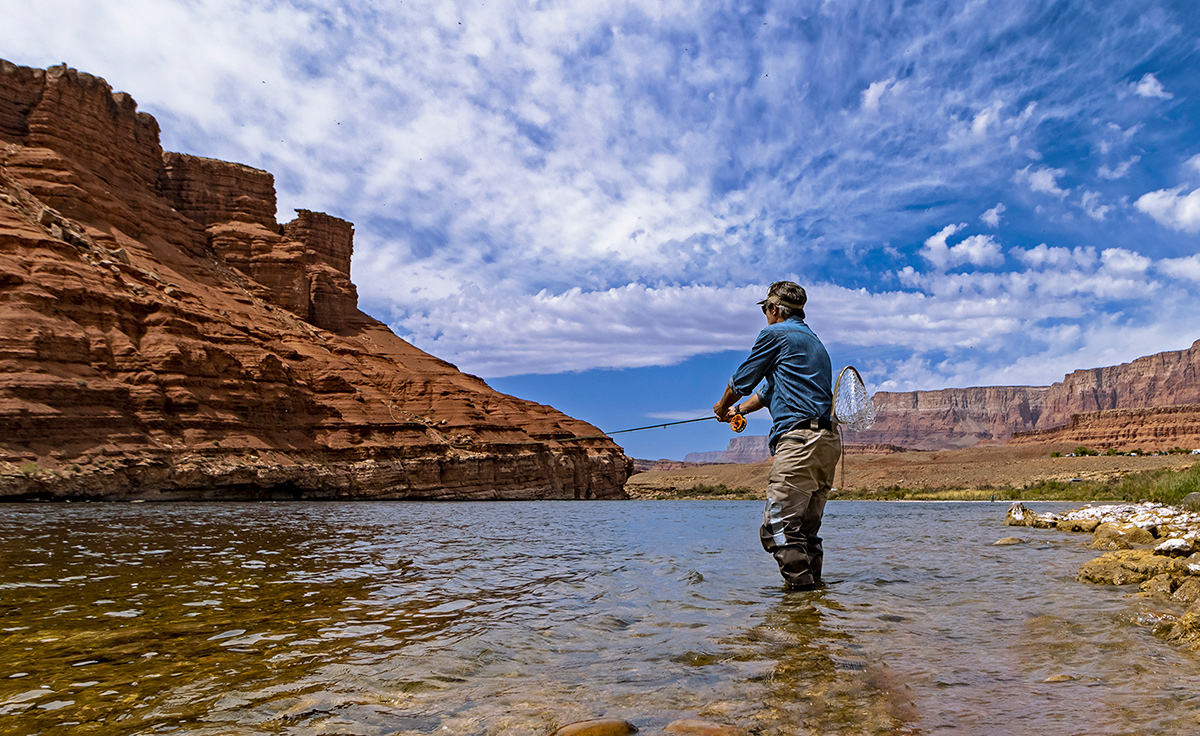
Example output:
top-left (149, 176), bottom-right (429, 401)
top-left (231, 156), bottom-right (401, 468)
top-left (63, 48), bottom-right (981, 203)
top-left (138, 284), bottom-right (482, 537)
top-left (713, 385), bottom-right (740, 422)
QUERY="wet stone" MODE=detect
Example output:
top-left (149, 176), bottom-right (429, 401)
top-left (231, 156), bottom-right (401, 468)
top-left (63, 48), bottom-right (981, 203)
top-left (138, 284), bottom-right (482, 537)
top-left (993, 537), bottom-right (1026, 546)
top-left (1139, 573), bottom-right (1180, 598)
top-left (1056, 518), bottom-right (1101, 533)
top-left (550, 718), bottom-right (638, 736)
top-left (1173, 577), bottom-right (1200, 604)
top-left (1093, 522), bottom-right (1156, 548)
top-left (664, 718), bottom-right (751, 736)
top-left (1154, 538), bottom-right (1196, 557)
top-left (1042, 674), bottom-right (1077, 683)
top-left (1077, 550), bottom-right (1189, 586)
top-left (1167, 599), bottom-right (1200, 644)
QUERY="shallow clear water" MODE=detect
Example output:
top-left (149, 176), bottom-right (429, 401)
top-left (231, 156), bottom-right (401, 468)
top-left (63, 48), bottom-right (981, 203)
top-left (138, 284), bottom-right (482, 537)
top-left (2, 500), bottom-right (1199, 735)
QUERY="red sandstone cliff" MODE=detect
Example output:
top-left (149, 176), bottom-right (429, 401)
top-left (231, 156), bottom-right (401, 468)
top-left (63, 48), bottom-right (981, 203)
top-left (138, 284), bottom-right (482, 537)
top-left (851, 386), bottom-right (1046, 450)
top-left (1036, 342), bottom-right (1200, 429)
top-left (852, 341), bottom-right (1200, 451)
top-left (0, 61), bottom-right (630, 501)
top-left (1009, 404), bottom-right (1200, 450)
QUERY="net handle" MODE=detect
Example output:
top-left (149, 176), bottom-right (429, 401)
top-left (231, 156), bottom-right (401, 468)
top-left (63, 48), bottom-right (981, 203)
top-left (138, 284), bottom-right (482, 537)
top-left (832, 365), bottom-right (867, 495)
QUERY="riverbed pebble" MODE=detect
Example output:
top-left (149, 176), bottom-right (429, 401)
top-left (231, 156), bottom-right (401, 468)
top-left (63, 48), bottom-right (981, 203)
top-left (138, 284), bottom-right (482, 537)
top-left (550, 719), bottom-right (638, 736)
top-left (663, 718), bottom-right (751, 736)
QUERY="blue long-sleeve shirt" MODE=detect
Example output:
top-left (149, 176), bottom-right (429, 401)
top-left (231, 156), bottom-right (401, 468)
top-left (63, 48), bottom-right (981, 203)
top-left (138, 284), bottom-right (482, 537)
top-left (728, 317), bottom-right (833, 454)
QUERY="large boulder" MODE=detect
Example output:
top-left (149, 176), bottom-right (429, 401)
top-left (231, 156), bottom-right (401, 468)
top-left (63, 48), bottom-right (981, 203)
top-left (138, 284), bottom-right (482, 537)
top-left (1091, 522), bottom-right (1156, 549)
top-left (1077, 550), bottom-right (1189, 586)
top-left (1153, 538), bottom-right (1196, 557)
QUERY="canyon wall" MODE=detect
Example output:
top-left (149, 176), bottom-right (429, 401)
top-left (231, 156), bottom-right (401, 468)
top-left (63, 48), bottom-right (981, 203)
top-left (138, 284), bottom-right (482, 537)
top-left (852, 341), bottom-right (1200, 451)
top-left (1009, 404), bottom-right (1200, 450)
top-left (850, 386), bottom-right (1047, 450)
top-left (0, 60), bottom-right (630, 501)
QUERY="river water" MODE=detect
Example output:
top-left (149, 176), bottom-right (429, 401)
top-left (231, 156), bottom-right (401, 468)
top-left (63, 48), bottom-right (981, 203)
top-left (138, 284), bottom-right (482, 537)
top-left (2, 500), bottom-right (1199, 736)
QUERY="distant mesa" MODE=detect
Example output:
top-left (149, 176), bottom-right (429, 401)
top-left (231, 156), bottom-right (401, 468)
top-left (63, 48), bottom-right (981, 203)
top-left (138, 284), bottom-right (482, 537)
top-left (0, 60), bottom-right (630, 501)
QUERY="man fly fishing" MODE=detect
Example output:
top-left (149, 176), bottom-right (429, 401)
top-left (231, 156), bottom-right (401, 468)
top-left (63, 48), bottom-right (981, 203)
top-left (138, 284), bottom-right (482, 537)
top-left (713, 281), bottom-right (841, 592)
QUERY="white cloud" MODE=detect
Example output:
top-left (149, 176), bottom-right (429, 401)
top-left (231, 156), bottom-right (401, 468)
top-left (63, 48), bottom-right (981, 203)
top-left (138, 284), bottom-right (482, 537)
top-left (1157, 255), bottom-right (1200, 283)
top-left (1098, 156), bottom-right (1139, 179)
top-left (861, 77), bottom-right (895, 112)
top-left (980, 202), bottom-right (1006, 227)
top-left (920, 225), bottom-right (1003, 269)
top-left (1135, 186), bottom-right (1200, 233)
top-left (1133, 72), bottom-right (1173, 99)
top-left (1188, 154), bottom-right (1200, 176)
top-left (954, 234), bottom-right (1005, 266)
top-left (1017, 165), bottom-right (1069, 198)
top-left (971, 101), bottom-right (1004, 139)
top-left (1011, 244), bottom-right (1097, 270)
top-left (1080, 190), bottom-right (1112, 220)
top-left (920, 223), bottom-right (965, 268)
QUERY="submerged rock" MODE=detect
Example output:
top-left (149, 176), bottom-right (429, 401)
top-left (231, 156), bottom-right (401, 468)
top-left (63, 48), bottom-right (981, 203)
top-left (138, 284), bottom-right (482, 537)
top-left (550, 719), bottom-right (638, 736)
top-left (993, 537), bottom-right (1026, 545)
top-left (1167, 600), bottom-right (1200, 645)
top-left (664, 718), bottom-right (751, 736)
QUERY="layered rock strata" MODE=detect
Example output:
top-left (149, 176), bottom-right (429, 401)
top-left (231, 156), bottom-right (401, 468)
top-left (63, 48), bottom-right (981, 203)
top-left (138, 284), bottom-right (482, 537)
top-left (854, 340), bottom-right (1200, 451)
top-left (0, 60), bottom-right (630, 501)
top-left (1009, 404), bottom-right (1200, 450)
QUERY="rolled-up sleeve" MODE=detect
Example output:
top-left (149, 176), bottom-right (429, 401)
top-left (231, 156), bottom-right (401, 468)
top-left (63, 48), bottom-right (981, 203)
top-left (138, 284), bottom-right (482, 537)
top-left (728, 328), bottom-right (779, 396)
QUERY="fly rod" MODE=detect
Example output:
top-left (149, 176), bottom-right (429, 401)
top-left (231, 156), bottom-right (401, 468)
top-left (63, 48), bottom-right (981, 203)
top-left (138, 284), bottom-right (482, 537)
top-left (559, 413), bottom-right (746, 442)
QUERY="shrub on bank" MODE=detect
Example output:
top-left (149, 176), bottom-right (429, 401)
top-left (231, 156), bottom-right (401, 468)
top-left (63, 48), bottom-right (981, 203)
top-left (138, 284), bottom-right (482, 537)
top-left (1017, 464), bottom-right (1200, 505)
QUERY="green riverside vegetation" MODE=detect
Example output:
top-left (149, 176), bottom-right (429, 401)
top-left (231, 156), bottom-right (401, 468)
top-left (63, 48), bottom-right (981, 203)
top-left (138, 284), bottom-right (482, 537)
top-left (670, 462), bottom-right (1200, 504)
top-left (835, 463), bottom-right (1200, 504)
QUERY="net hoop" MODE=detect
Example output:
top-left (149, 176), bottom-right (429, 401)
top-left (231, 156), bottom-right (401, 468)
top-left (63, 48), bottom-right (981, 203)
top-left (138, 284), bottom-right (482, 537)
top-left (832, 365), bottom-right (876, 432)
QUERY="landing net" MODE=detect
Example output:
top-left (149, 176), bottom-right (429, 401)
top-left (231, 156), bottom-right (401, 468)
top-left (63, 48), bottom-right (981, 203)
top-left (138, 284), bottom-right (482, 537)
top-left (832, 366), bottom-right (876, 432)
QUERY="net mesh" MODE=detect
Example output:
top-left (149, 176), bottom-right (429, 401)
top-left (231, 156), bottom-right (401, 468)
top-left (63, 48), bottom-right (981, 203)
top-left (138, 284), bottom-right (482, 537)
top-left (833, 366), bottom-right (876, 431)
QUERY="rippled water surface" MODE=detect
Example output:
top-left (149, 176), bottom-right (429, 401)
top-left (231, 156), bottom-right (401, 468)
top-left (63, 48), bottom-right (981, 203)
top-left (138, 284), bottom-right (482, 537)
top-left (3, 500), bottom-right (1200, 735)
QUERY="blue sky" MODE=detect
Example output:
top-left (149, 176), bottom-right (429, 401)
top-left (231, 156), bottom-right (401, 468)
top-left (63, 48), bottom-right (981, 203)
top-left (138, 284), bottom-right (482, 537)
top-left (3, 0), bottom-right (1199, 459)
